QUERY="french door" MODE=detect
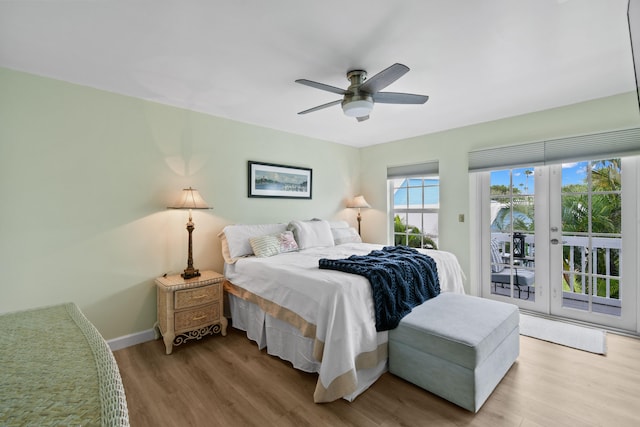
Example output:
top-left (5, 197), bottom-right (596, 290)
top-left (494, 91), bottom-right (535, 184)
top-left (478, 157), bottom-right (638, 332)
top-left (480, 166), bottom-right (549, 314)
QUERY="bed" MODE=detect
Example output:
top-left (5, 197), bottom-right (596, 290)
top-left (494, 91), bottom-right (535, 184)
top-left (0, 302), bottom-right (130, 426)
top-left (220, 219), bottom-right (466, 403)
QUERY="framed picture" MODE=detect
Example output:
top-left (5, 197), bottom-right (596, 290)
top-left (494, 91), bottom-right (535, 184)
top-left (248, 161), bottom-right (312, 199)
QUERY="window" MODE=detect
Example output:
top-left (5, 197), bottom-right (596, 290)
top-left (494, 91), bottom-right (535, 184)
top-left (388, 175), bottom-right (439, 249)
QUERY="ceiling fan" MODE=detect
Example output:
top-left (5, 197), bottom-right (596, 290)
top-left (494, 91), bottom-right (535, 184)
top-left (295, 63), bottom-right (429, 122)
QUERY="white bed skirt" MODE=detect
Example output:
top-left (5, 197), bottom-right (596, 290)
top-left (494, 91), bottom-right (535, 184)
top-left (228, 293), bottom-right (387, 401)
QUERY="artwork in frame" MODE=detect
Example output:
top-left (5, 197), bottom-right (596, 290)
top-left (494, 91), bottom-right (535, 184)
top-left (248, 161), bottom-right (312, 199)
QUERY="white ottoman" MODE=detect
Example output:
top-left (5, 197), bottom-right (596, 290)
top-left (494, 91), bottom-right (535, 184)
top-left (388, 293), bottom-right (519, 412)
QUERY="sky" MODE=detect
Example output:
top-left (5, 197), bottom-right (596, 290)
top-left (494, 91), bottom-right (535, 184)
top-left (393, 178), bottom-right (439, 206)
top-left (392, 163), bottom-right (588, 207)
top-left (490, 162), bottom-right (587, 191)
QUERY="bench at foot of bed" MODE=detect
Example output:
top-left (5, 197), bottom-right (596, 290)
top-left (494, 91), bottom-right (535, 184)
top-left (388, 293), bottom-right (519, 412)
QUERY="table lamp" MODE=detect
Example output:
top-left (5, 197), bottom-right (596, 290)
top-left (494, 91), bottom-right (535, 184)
top-left (347, 195), bottom-right (371, 235)
top-left (168, 187), bottom-right (211, 279)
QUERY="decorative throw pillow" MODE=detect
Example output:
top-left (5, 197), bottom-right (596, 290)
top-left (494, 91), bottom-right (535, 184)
top-left (278, 230), bottom-right (299, 253)
top-left (250, 231), bottom-right (299, 258)
top-left (249, 234), bottom-right (280, 258)
top-left (218, 223), bottom-right (288, 263)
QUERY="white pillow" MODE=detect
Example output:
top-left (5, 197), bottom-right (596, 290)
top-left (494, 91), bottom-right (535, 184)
top-left (327, 220), bottom-right (350, 229)
top-left (331, 227), bottom-right (362, 245)
top-left (249, 231), bottom-right (299, 258)
top-left (218, 223), bottom-right (288, 264)
top-left (287, 219), bottom-right (335, 249)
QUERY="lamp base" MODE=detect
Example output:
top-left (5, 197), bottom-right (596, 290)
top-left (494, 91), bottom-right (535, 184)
top-left (181, 267), bottom-right (201, 280)
top-left (181, 220), bottom-right (201, 279)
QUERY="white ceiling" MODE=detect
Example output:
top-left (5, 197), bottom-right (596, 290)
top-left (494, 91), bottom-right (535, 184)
top-left (0, 0), bottom-right (636, 148)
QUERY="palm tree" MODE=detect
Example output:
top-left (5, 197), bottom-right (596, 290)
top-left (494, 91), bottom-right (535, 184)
top-left (524, 169), bottom-right (533, 193)
top-left (490, 199), bottom-right (535, 233)
top-left (394, 215), bottom-right (438, 250)
top-left (561, 159), bottom-right (621, 298)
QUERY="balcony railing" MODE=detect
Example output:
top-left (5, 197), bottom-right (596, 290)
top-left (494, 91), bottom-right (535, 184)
top-left (490, 233), bottom-right (622, 316)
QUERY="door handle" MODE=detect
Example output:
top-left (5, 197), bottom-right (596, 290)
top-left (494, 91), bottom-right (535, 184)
top-left (550, 227), bottom-right (559, 232)
top-left (550, 238), bottom-right (560, 245)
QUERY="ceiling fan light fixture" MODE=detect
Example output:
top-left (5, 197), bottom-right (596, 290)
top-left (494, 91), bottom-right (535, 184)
top-left (297, 63), bottom-right (427, 120)
top-left (342, 98), bottom-right (374, 117)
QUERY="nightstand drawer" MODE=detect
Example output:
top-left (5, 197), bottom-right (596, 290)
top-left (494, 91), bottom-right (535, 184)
top-left (174, 284), bottom-right (220, 309)
top-left (175, 304), bottom-right (220, 331)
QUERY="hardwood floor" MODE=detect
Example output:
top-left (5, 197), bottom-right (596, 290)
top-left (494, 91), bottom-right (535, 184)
top-left (114, 327), bottom-right (640, 427)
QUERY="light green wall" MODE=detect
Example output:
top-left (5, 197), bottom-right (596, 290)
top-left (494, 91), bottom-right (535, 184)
top-left (0, 68), bottom-right (360, 339)
top-left (3, 66), bottom-right (639, 340)
top-left (360, 92), bottom-right (640, 292)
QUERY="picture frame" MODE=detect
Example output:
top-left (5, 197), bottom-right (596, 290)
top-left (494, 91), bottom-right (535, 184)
top-left (248, 161), bottom-right (312, 199)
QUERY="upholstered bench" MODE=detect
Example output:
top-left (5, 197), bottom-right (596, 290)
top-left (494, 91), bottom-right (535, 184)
top-left (388, 293), bottom-right (519, 412)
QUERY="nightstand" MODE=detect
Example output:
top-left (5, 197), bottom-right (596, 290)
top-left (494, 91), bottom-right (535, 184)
top-left (155, 270), bottom-right (228, 355)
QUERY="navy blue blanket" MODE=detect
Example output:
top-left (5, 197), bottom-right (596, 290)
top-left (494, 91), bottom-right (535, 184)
top-left (318, 246), bottom-right (440, 331)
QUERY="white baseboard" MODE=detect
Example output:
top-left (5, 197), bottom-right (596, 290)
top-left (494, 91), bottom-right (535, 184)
top-left (108, 328), bottom-right (158, 351)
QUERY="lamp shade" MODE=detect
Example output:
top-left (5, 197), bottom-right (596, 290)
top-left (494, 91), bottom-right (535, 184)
top-left (168, 187), bottom-right (210, 210)
top-left (347, 195), bottom-right (371, 209)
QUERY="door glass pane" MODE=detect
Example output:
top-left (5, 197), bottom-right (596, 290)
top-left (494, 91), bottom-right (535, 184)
top-left (489, 168), bottom-right (535, 301)
top-left (512, 167), bottom-right (535, 195)
top-left (592, 159), bottom-right (621, 191)
top-left (560, 160), bottom-right (621, 316)
top-left (591, 194), bottom-right (622, 234)
top-left (515, 196), bottom-right (535, 232)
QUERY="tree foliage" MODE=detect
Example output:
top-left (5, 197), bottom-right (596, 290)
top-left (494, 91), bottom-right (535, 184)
top-left (394, 215), bottom-right (438, 250)
top-left (560, 160), bottom-right (621, 298)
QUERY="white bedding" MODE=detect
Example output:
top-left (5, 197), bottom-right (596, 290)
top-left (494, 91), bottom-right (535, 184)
top-left (224, 243), bottom-right (465, 402)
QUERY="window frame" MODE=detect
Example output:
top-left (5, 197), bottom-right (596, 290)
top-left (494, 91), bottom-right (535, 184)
top-left (388, 175), bottom-right (440, 249)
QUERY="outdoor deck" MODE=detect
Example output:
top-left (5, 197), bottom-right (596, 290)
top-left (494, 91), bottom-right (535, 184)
top-left (491, 283), bottom-right (622, 316)
top-left (491, 233), bottom-right (622, 317)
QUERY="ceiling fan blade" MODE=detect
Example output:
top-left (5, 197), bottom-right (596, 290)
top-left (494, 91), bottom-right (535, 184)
top-left (295, 79), bottom-right (351, 95)
top-left (356, 115), bottom-right (370, 122)
top-left (359, 63), bottom-right (409, 94)
top-left (298, 99), bottom-right (342, 115)
top-left (373, 92), bottom-right (429, 104)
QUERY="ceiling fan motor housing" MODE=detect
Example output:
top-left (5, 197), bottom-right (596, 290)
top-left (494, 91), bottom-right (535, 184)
top-left (342, 70), bottom-right (374, 117)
